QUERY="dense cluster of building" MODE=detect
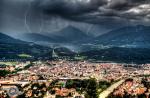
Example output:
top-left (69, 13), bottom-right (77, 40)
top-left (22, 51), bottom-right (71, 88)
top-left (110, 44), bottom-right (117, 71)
top-left (28, 61), bottom-right (150, 81)
top-left (109, 77), bottom-right (150, 98)
top-left (0, 62), bottom-right (30, 72)
top-left (1, 61), bottom-right (150, 98)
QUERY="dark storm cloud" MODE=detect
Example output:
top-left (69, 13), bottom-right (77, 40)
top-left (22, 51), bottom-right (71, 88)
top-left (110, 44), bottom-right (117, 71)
top-left (38, 0), bottom-right (107, 15)
top-left (0, 0), bottom-right (150, 35)
top-left (38, 0), bottom-right (150, 26)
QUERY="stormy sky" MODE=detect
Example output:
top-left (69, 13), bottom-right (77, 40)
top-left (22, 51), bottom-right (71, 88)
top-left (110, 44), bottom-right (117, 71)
top-left (0, 0), bottom-right (150, 36)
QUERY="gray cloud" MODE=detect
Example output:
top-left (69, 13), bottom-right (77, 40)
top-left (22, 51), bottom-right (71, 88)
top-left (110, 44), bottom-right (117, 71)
top-left (37, 0), bottom-right (107, 16)
top-left (38, 0), bottom-right (150, 26)
top-left (0, 0), bottom-right (150, 35)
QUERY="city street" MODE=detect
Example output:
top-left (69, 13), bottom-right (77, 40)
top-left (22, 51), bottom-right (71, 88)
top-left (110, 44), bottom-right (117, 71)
top-left (99, 79), bottom-right (125, 98)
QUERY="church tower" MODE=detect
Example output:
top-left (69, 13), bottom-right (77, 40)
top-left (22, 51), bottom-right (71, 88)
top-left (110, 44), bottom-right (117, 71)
top-left (52, 49), bottom-right (58, 59)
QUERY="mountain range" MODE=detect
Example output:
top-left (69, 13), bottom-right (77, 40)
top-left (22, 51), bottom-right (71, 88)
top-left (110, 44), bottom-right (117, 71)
top-left (0, 32), bottom-right (52, 59)
top-left (93, 25), bottom-right (150, 48)
top-left (18, 26), bottom-right (91, 44)
top-left (0, 33), bottom-right (26, 44)
top-left (13, 25), bottom-right (150, 48)
top-left (1, 25), bottom-right (150, 62)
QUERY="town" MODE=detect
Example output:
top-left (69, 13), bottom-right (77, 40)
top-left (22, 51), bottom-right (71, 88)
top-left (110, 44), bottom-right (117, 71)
top-left (0, 60), bottom-right (150, 98)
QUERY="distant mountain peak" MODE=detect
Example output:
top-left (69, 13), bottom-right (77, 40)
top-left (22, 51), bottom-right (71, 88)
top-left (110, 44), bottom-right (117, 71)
top-left (13, 25), bottom-right (93, 45)
top-left (53, 25), bottom-right (91, 42)
top-left (60, 25), bottom-right (84, 34)
top-left (0, 32), bottom-right (26, 44)
top-left (94, 25), bottom-right (150, 48)
top-left (0, 32), bottom-right (12, 39)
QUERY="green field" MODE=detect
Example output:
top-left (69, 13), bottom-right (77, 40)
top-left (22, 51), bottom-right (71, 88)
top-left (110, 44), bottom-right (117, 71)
top-left (18, 54), bottom-right (32, 58)
top-left (0, 62), bottom-right (18, 65)
top-left (74, 55), bottom-right (87, 60)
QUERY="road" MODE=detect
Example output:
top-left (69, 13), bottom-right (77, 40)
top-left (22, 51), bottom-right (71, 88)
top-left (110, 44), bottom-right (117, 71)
top-left (0, 81), bottom-right (30, 86)
top-left (99, 79), bottom-right (125, 98)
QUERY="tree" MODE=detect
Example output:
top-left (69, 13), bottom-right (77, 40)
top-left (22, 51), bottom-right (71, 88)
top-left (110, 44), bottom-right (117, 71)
top-left (0, 70), bottom-right (10, 77)
top-left (66, 80), bottom-right (74, 89)
top-left (99, 81), bottom-right (111, 90)
top-left (85, 78), bottom-right (98, 98)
